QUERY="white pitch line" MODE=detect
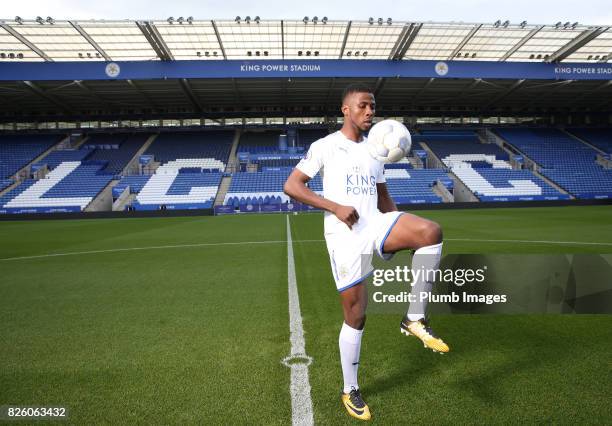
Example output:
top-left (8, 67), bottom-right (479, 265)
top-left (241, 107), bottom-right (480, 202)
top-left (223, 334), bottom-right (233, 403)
top-left (1, 236), bottom-right (611, 262)
top-left (0, 240), bottom-right (288, 262)
top-left (285, 215), bottom-right (314, 426)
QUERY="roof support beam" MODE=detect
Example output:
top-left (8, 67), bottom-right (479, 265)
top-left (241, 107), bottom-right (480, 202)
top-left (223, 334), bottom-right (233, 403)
top-left (69, 21), bottom-right (111, 61)
top-left (126, 80), bottom-right (161, 110)
top-left (338, 21), bottom-right (352, 59)
top-left (500, 25), bottom-right (544, 61)
top-left (211, 20), bottom-right (227, 60)
top-left (448, 24), bottom-right (482, 60)
top-left (373, 77), bottom-right (386, 97)
top-left (547, 26), bottom-right (609, 63)
top-left (388, 24), bottom-right (411, 60)
top-left (136, 21), bottom-right (174, 61)
top-left (413, 78), bottom-right (435, 102)
top-left (0, 23), bottom-right (52, 62)
top-left (231, 78), bottom-right (241, 106)
top-left (567, 80), bottom-right (612, 107)
top-left (480, 79), bottom-right (525, 109)
top-left (391, 23), bottom-right (422, 60)
top-left (324, 77), bottom-right (336, 108)
top-left (179, 78), bottom-right (203, 112)
top-left (527, 79), bottom-right (574, 106)
top-left (455, 78), bottom-right (482, 100)
top-left (281, 20), bottom-right (285, 60)
top-left (23, 81), bottom-right (72, 112)
top-left (74, 80), bottom-right (115, 110)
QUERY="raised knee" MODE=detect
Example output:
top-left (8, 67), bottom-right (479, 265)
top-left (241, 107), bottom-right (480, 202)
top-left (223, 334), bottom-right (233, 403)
top-left (420, 221), bottom-right (443, 246)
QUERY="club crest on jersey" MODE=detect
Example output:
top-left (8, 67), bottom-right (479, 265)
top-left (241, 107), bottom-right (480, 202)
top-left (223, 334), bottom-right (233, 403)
top-left (339, 265), bottom-right (349, 279)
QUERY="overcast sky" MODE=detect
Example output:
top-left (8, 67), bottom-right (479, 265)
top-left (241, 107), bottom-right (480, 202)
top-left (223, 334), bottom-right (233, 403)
top-left (2, 0), bottom-right (611, 25)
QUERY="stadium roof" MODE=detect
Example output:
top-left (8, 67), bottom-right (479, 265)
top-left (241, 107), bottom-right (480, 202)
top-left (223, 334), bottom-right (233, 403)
top-left (0, 18), bottom-right (610, 123)
top-left (0, 18), bottom-right (610, 63)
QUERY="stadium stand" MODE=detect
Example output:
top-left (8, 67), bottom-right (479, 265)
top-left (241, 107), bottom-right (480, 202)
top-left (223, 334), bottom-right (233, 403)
top-left (418, 130), bottom-right (511, 169)
top-left (566, 128), bottom-right (612, 154)
top-left (0, 134), bottom-right (63, 179)
top-left (0, 161), bottom-right (113, 213)
top-left (237, 131), bottom-right (282, 154)
top-left (384, 167), bottom-right (446, 204)
top-left (130, 131), bottom-right (234, 210)
top-left (453, 167), bottom-right (570, 201)
top-left (84, 133), bottom-right (151, 175)
top-left (298, 129), bottom-right (329, 146)
top-left (1, 125), bottom-right (610, 214)
top-left (0, 179), bottom-right (13, 193)
top-left (145, 131), bottom-right (233, 169)
top-left (496, 128), bottom-right (612, 199)
top-left (35, 133), bottom-right (149, 175)
top-left (113, 175), bottom-right (152, 196)
top-left (420, 129), bottom-right (570, 201)
top-left (40, 148), bottom-right (94, 170)
top-left (224, 170), bottom-right (322, 207)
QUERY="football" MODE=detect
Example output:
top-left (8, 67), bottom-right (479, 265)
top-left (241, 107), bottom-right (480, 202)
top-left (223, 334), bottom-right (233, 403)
top-left (366, 119), bottom-right (412, 163)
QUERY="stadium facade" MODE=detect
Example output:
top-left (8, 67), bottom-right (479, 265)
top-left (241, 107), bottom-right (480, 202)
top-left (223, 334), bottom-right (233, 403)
top-left (0, 18), bottom-right (611, 215)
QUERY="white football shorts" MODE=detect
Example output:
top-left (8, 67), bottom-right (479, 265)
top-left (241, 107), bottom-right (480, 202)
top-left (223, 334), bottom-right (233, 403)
top-left (325, 211), bottom-right (404, 292)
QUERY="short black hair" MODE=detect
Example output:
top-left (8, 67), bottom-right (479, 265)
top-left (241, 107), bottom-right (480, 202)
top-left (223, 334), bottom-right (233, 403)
top-left (341, 83), bottom-right (373, 103)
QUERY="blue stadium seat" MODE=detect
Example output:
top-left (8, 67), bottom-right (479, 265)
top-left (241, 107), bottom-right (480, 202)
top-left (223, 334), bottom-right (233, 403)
top-left (496, 128), bottom-right (612, 199)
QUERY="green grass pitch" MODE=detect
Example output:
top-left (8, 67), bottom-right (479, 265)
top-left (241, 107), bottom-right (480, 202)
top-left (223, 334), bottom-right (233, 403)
top-left (0, 205), bottom-right (611, 424)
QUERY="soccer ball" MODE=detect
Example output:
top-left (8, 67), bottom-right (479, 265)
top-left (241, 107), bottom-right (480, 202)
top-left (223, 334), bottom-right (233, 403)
top-left (366, 119), bottom-right (412, 163)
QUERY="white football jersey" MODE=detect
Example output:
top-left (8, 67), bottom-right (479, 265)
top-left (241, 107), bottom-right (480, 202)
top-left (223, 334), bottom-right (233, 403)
top-left (296, 130), bottom-right (385, 235)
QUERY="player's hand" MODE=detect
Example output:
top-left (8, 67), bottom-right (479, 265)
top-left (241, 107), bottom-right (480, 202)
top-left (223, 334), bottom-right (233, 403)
top-left (333, 205), bottom-right (359, 229)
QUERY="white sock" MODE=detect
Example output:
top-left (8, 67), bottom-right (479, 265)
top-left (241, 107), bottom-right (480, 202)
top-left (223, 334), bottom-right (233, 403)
top-left (407, 242), bottom-right (443, 321)
top-left (339, 322), bottom-right (363, 394)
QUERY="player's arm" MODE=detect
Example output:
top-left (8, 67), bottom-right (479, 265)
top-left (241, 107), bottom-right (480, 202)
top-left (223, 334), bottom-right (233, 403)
top-left (377, 182), bottom-right (398, 213)
top-left (284, 169), bottom-right (359, 229)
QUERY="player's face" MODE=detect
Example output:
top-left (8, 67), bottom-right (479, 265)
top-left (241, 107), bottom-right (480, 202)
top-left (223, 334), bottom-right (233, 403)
top-left (343, 92), bottom-right (376, 132)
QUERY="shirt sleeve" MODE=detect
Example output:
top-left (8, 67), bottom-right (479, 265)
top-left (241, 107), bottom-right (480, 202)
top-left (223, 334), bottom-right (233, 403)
top-left (376, 163), bottom-right (386, 183)
top-left (295, 142), bottom-right (324, 178)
